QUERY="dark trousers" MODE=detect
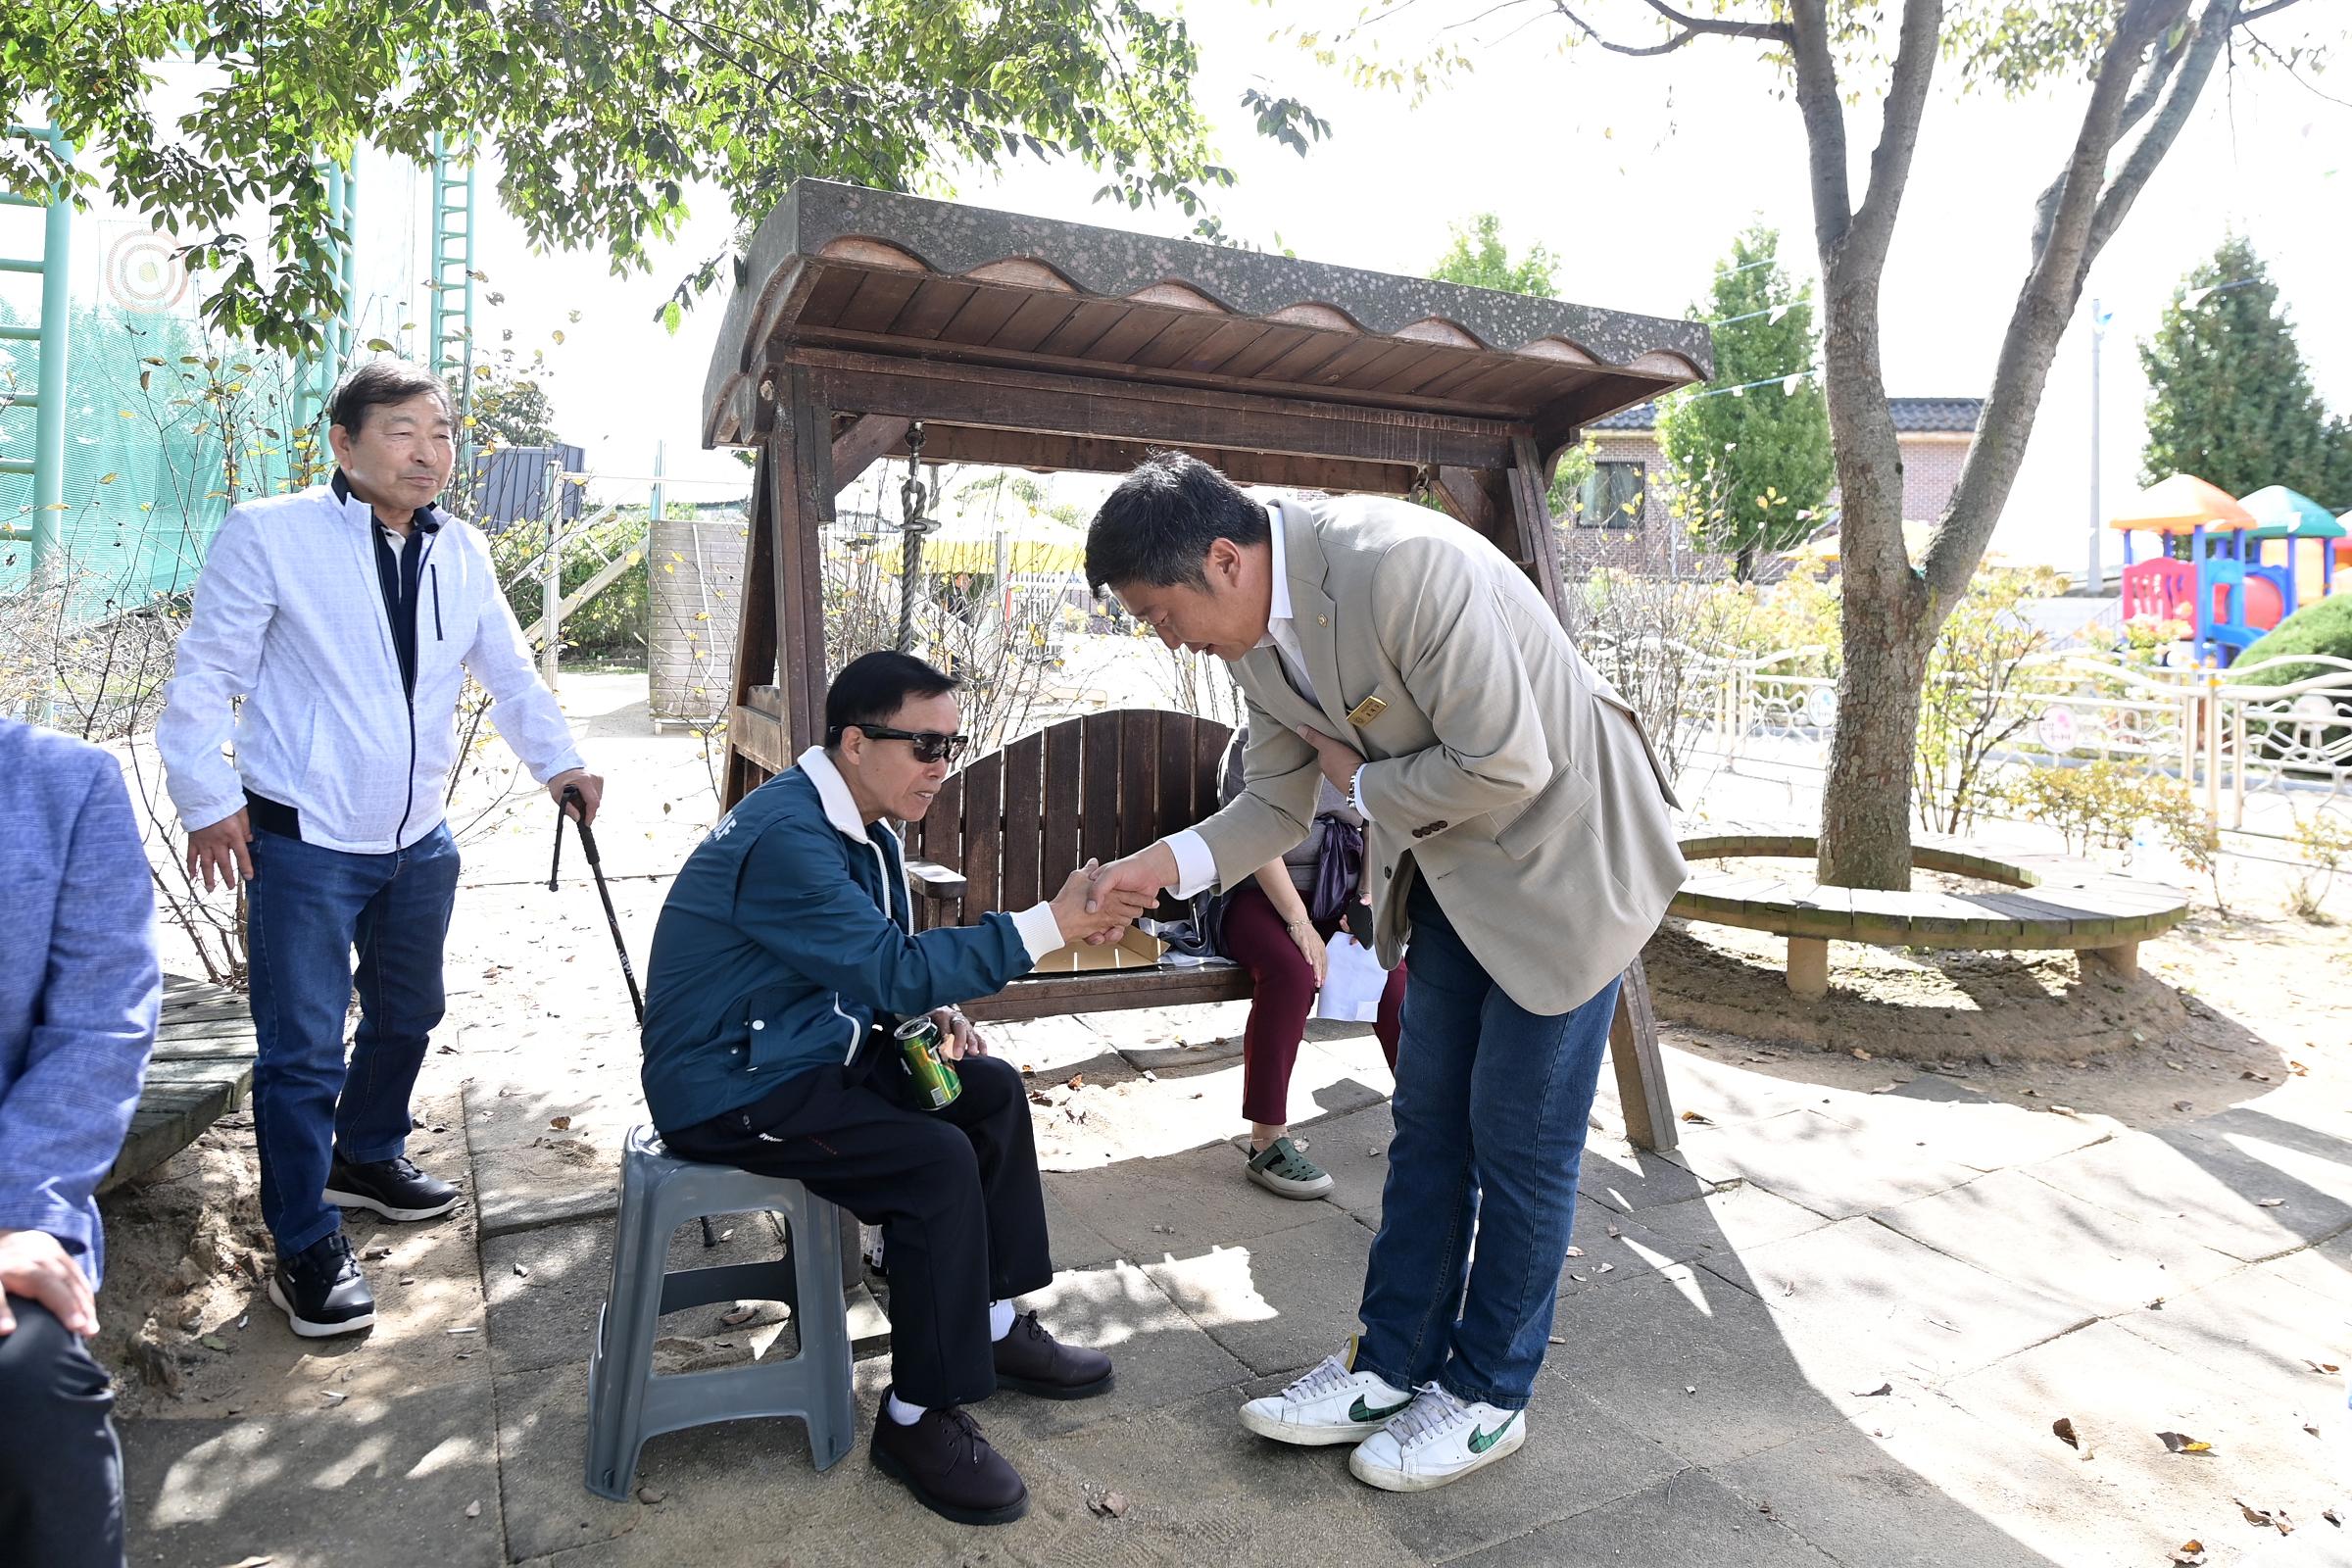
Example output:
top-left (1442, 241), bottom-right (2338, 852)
top-left (0, 1297), bottom-right (124, 1568)
top-left (662, 1045), bottom-right (1054, 1409)
top-left (1222, 881), bottom-right (1405, 1126)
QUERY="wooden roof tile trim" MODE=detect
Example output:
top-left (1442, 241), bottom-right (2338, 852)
top-left (706, 180), bottom-right (1713, 450)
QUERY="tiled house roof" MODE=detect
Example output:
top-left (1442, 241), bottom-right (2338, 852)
top-left (1588, 396), bottom-right (1984, 433)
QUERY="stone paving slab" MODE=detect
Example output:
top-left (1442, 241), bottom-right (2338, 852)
top-left (1711, 1409), bottom-right (2087, 1568)
top-left (1695, 1216), bottom-right (2094, 1390)
top-left (1810, 1079), bottom-right (2119, 1172)
top-left (973, 1260), bottom-right (1257, 1442)
top-left (2109, 1262), bottom-right (2352, 1438)
top-left (1042, 1139), bottom-right (1338, 1261)
top-left (2025, 1127), bottom-right (2352, 1263)
top-left (503, 1365), bottom-right (1427, 1568)
top-left (1556, 1198), bottom-right (1719, 1298)
top-left (1870, 1165), bottom-right (2245, 1318)
top-left (1446, 1469), bottom-right (1838, 1568)
top-left (1577, 1135), bottom-right (1729, 1214)
top-left (482, 1211), bottom-right (792, 1377)
top-left (466, 1062), bottom-right (637, 1238)
top-left (1666, 1108), bottom-right (1990, 1222)
top-left (1354, 1361), bottom-right (1689, 1565)
top-left (1547, 1267), bottom-right (1860, 1470)
top-left (1145, 1211), bottom-right (1376, 1378)
top-left (1634, 1180), bottom-right (1839, 1253)
top-left (1940, 1320), bottom-right (2349, 1563)
top-left (122, 1378), bottom-right (504, 1568)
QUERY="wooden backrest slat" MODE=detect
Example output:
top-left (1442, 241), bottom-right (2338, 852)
top-left (1079, 710), bottom-right (1123, 866)
top-left (957, 751), bottom-right (1004, 926)
top-left (1117, 710), bottom-right (1160, 857)
top-left (999, 728), bottom-right (1045, 911)
top-left (1044, 719), bottom-right (1083, 886)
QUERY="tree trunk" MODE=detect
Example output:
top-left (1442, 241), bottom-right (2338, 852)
top-left (1817, 504), bottom-right (1932, 889)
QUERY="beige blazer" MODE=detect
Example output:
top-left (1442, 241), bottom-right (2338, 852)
top-left (1189, 494), bottom-right (1687, 1015)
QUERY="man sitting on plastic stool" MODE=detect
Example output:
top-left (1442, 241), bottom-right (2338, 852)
top-left (638, 651), bottom-right (1156, 1526)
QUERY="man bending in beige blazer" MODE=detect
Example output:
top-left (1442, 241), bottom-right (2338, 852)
top-left (1083, 453), bottom-right (1685, 1494)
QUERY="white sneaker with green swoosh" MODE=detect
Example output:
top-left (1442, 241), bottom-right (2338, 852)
top-left (1348, 1383), bottom-right (1526, 1492)
top-left (1239, 1348), bottom-right (1415, 1446)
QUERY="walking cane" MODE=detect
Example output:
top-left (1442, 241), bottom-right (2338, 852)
top-left (549, 786), bottom-right (717, 1247)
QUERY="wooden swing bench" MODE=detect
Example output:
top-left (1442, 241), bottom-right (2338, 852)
top-left (706, 180), bottom-right (1716, 1152)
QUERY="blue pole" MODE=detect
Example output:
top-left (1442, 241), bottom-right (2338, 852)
top-left (29, 125), bottom-right (72, 587)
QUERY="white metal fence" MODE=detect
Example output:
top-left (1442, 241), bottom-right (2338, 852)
top-left (1618, 640), bottom-right (2352, 834)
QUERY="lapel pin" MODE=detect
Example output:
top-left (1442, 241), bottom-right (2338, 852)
top-left (1347, 696), bottom-right (1388, 727)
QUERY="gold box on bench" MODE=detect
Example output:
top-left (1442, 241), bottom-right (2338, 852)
top-left (1028, 927), bottom-right (1168, 974)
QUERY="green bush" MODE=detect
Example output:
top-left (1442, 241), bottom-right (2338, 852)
top-left (493, 512), bottom-right (650, 662)
top-left (2232, 591), bottom-right (2352, 686)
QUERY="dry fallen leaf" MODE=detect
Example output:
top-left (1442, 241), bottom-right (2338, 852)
top-left (513, 1261), bottom-right (530, 1278)
top-left (1066, 1074), bottom-right (1085, 1089)
top-left (2172, 1101), bottom-right (2193, 1112)
top-left (1090, 1490), bottom-right (1129, 1518)
top-left (2167, 1544), bottom-right (2205, 1566)
top-left (1547, 1336), bottom-right (1566, 1346)
top-left (2257, 1198), bottom-right (2286, 1208)
top-left (2305, 1360), bottom-right (2341, 1375)
top-left (320, 1390), bottom-right (348, 1405)
top-left (1684, 1385), bottom-right (1698, 1396)
top-left (464, 1500), bottom-right (481, 1520)
top-left (2323, 1507), bottom-right (2341, 1527)
top-left (1606, 1224), bottom-right (1623, 1239)
top-left (2288, 1060), bottom-right (2309, 1075)
top-left (1851, 1048), bottom-right (1873, 1060)
top-left (2051, 1416), bottom-right (2079, 1448)
top-left (1564, 1246), bottom-right (1584, 1258)
top-left (2157, 1431), bottom-right (2213, 1454)
top-left (1680, 1109), bottom-right (1715, 1126)
top-left (363, 1245), bottom-right (393, 1260)
top-left (1596, 1262), bottom-right (1615, 1275)
top-left (636, 1487), bottom-right (665, 1505)
top-left (548, 1116), bottom-right (572, 1131)
top-left (1854, 1383), bottom-right (1891, 1398)
top-left (2241, 1070), bottom-right (2272, 1082)
top-left (720, 1303), bottom-right (758, 1327)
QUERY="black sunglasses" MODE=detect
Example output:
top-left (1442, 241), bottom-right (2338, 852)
top-left (844, 724), bottom-right (969, 764)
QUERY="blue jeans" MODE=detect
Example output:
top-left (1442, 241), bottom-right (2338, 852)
top-left (246, 822), bottom-right (461, 1256)
top-left (1353, 876), bottom-right (1620, 1411)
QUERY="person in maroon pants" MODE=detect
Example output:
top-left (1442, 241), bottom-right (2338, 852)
top-left (1210, 725), bottom-right (1405, 1199)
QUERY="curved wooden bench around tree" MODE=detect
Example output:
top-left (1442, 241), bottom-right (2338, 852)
top-left (1672, 824), bottom-right (2193, 999)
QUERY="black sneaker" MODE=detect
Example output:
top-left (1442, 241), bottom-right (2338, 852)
top-left (323, 1152), bottom-right (460, 1222)
top-left (868, 1395), bottom-right (1029, 1526)
top-left (268, 1232), bottom-right (376, 1338)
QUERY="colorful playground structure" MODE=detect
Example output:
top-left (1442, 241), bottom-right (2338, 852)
top-left (2112, 472), bottom-right (2350, 666)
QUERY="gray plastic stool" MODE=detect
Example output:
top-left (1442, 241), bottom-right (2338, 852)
top-left (583, 1125), bottom-right (857, 1498)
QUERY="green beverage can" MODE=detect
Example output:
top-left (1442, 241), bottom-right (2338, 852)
top-left (893, 1016), bottom-right (963, 1110)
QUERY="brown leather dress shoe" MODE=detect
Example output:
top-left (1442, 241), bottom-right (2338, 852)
top-left (992, 1310), bottom-right (1115, 1399)
top-left (868, 1396), bottom-right (1029, 1526)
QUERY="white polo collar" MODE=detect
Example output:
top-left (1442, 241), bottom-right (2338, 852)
top-left (796, 746), bottom-right (873, 844)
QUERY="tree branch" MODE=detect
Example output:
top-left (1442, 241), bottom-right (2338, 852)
top-left (1923, 0), bottom-right (2196, 603)
top-left (1637, 0), bottom-right (1790, 41)
top-left (2084, 0), bottom-right (2239, 266)
top-left (1787, 0), bottom-right (1852, 256)
top-left (1842, 0), bottom-right (1944, 277)
top-left (1548, 0), bottom-right (1787, 56)
top-left (2238, 0), bottom-right (2305, 22)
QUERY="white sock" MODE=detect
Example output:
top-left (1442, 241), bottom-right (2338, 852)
top-left (885, 1391), bottom-right (926, 1426)
top-left (989, 1298), bottom-right (1016, 1342)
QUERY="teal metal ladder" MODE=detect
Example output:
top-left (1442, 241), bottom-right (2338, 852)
top-left (1, 122), bottom-right (72, 580)
top-left (429, 132), bottom-right (476, 462)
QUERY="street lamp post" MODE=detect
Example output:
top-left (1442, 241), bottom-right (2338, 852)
top-left (2088, 298), bottom-right (2111, 597)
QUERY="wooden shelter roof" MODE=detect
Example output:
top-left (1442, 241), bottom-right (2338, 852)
top-left (705, 180), bottom-right (1711, 469)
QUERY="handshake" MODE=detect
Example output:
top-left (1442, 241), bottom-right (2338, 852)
top-left (1045, 843), bottom-right (1181, 947)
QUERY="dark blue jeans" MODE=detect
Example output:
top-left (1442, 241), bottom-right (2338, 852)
top-left (1353, 876), bottom-right (1620, 1411)
top-left (246, 822), bottom-right (461, 1257)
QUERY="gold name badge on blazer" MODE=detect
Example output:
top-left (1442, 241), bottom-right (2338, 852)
top-left (1346, 695), bottom-right (1388, 727)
